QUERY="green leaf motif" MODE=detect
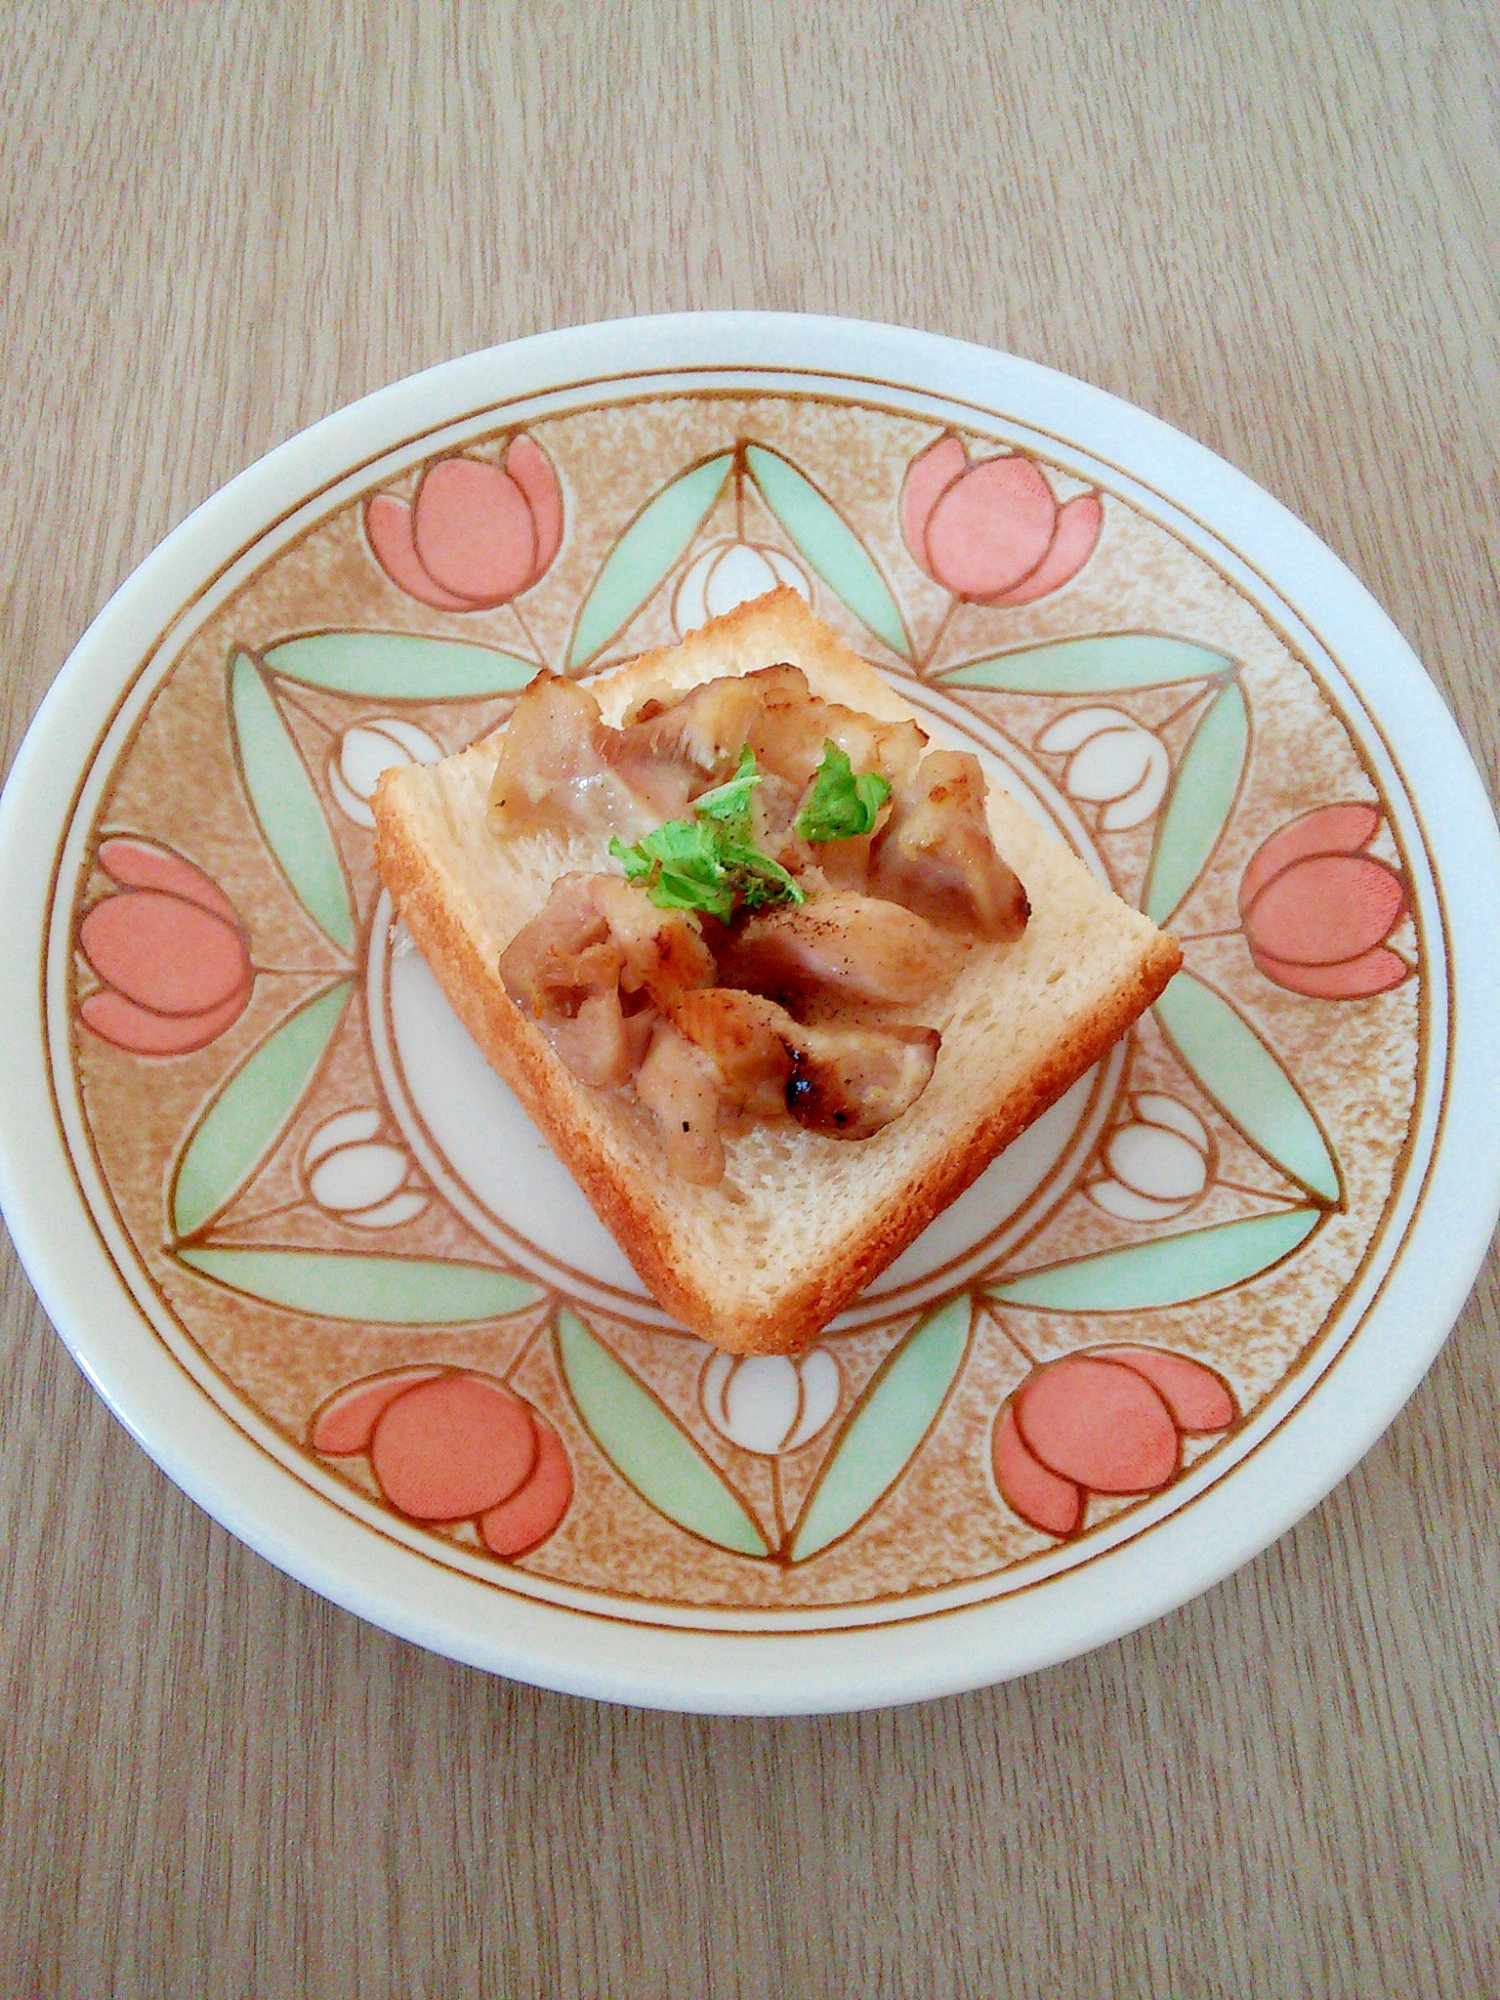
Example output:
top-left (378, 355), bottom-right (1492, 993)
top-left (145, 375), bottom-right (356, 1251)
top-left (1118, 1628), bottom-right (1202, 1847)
top-left (263, 632), bottom-right (537, 699)
top-left (230, 651), bottom-right (354, 952)
top-left (172, 981), bottom-right (351, 1237)
top-left (789, 1294), bottom-right (970, 1563)
top-left (940, 634), bottom-right (1231, 693)
top-left (178, 1247), bottom-right (541, 1322)
top-left (1154, 973), bottom-right (1341, 1202)
top-left (555, 1311), bottom-right (768, 1556)
top-left (745, 444), bottom-right (911, 659)
top-left (988, 1208), bottom-right (1320, 1311)
top-left (568, 453), bottom-right (734, 670)
top-left (1144, 679), bottom-right (1249, 925)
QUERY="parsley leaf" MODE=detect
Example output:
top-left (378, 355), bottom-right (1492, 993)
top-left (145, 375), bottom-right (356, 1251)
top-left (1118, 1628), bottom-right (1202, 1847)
top-left (692, 746), bottom-right (760, 824)
top-left (795, 741), bottom-right (891, 842)
top-left (609, 748), bottom-right (804, 917)
top-left (610, 821), bottom-right (738, 916)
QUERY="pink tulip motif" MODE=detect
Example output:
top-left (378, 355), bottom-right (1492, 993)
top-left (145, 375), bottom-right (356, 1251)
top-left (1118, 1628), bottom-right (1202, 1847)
top-left (365, 437), bottom-right (563, 612)
top-left (900, 435), bottom-right (1103, 606)
top-left (78, 838), bottom-right (254, 1056)
top-left (992, 1347), bottom-right (1237, 1538)
top-left (310, 1365), bottom-right (573, 1559)
top-left (1238, 804), bottom-right (1409, 999)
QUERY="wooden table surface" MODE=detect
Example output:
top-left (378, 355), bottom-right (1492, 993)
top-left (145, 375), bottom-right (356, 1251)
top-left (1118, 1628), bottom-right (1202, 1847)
top-left (3, 4), bottom-right (1497, 1993)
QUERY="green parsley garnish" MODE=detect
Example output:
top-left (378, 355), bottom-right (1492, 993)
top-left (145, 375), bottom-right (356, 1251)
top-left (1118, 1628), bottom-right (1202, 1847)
top-left (609, 748), bottom-right (805, 918)
top-left (794, 741), bottom-right (891, 842)
top-left (692, 747), bottom-right (763, 825)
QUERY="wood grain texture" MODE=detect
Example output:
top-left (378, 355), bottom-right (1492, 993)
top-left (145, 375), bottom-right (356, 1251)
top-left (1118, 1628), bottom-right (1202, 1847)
top-left (2, 1), bottom-right (1497, 1992)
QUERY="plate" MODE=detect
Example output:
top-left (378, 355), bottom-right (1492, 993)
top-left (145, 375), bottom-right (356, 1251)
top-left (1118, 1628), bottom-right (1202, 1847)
top-left (2, 313), bottom-right (1496, 1715)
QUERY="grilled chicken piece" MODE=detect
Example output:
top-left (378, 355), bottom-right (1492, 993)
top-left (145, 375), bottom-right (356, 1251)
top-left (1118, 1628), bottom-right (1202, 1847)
top-left (500, 873), bottom-right (713, 1015)
top-left (747, 667), bottom-right (928, 797)
top-left (670, 988), bottom-right (793, 1121)
top-left (869, 750), bottom-right (1029, 942)
top-left (783, 1020), bottom-right (941, 1140)
top-left (589, 875), bottom-right (716, 1004)
top-left (488, 673), bottom-right (755, 840)
top-left (636, 1020), bottom-right (726, 1184)
top-left (547, 990), bottom-right (654, 1090)
top-left (608, 674), bottom-right (766, 801)
top-left (488, 678), bottom-right (1011, 1177)
top-left (502, 879), bottom-right (946, 1175)
top-left (499, 874), bottom-right (712, 1088)
top-left (486, 675), bottom-right (648, 840)
top-left (498, 874), bottom-right (611, 1013)
top-left (746, 769), bottom-right (807, 864)
top-left (811, 830), bottom-right (875, 892)
top-left (489, 665), bottom-right (933, 857)
top-left (671, 989), bottom-right (942, 1150)
top-left (717, 891), bottom-right (968, 1006)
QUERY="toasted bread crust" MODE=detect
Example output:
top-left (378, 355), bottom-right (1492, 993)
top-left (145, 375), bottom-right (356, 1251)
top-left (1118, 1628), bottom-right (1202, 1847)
top-left (373, 589), bottom-right (1183, 1353)
top-left (376, 796), bottom-right (730, 1336)
top-left (722, 929), bottom-right (1183, 1345)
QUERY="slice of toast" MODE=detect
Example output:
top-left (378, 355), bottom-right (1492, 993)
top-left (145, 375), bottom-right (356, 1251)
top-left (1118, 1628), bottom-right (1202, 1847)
top-left (373, 590), bottom-right (1181, 1353)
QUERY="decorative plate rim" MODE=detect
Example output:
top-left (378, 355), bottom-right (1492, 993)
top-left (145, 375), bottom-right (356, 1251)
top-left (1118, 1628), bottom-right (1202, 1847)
top-left (2, 312), bottom-right (1497, 1714)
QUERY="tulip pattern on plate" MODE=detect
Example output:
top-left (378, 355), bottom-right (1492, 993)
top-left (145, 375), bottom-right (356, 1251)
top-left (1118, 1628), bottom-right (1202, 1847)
top-left (992, 1348), bottom-right (1237, 1538)
top-left (1238, 804), bottom-right (1411, 999)
top-left (78, 838), bottom-right (254, 1055)
top-left (901, 435), bottom-right (1103, 606)
top-left (366, 438), bottom-right (563, 613)
top-left (311, 1365), bottom-right (572, 1558)
top-left (61, 386), bottom-right (1425, 1622)
top-left (673, 538), bottom-right (812, 638)
top-left (1087, 1095), bottom-right (1213, 1224)
top-left (701, 1348), bottom-right (842, 1456)
top-left (1035, 707), bottom-right (1172, 832)
top-left (328, 717), bottom-right (442, 829)
top-left (303, 1110), bottom-right (428, 1230)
